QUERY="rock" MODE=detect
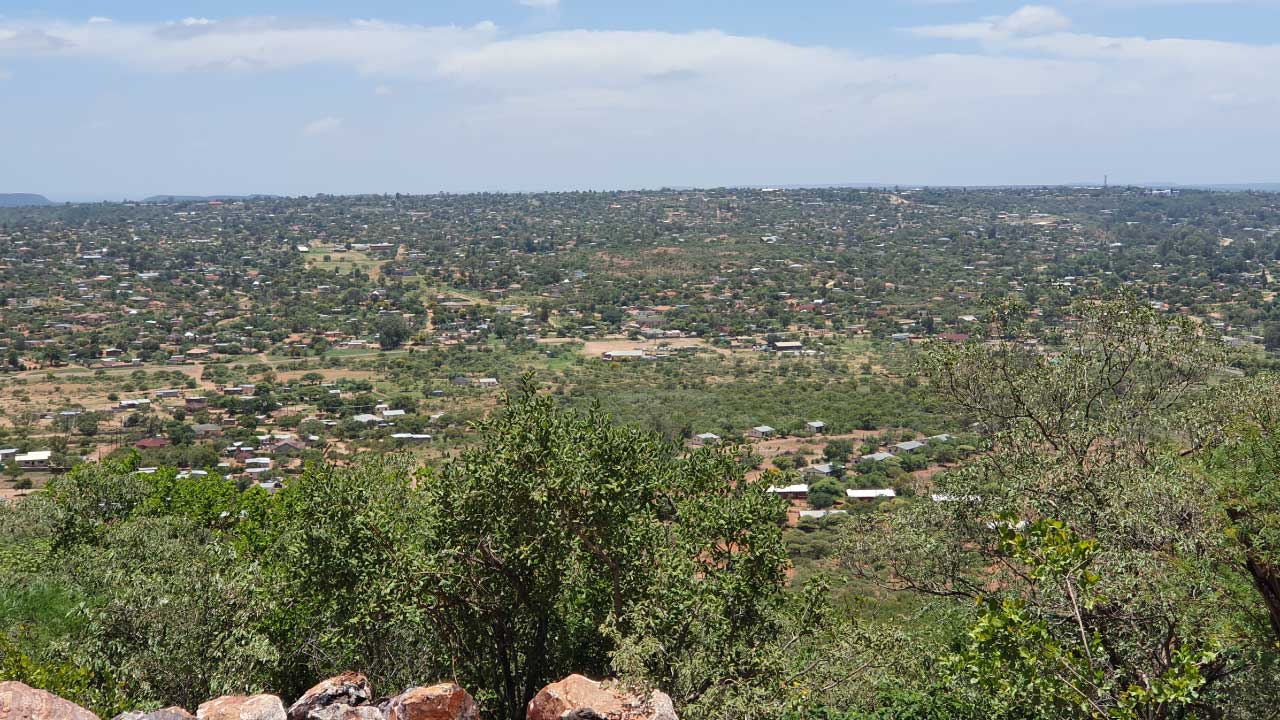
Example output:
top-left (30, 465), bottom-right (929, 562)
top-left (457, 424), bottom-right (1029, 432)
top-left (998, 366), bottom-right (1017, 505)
top-left (308, 707), bottom-right (383, 720)
top-left (525, 676), bottom-right (676, 720)
top-left (197, 695), bottom-right (287, 720)
top-left (384, 683), bottom-right (477, 720)
top-left (143, 709), bottom-right (196, 720)
top-left (0, 681), bottom-right (99, 720)
top-left (287, 674), bottom-right (374, 720)
top-left (113, 710), bottom-right (195, 720)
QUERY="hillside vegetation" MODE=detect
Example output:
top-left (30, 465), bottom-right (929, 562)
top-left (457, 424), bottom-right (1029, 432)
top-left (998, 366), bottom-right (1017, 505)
top-left (3, 298), bottom-right (1280, 720)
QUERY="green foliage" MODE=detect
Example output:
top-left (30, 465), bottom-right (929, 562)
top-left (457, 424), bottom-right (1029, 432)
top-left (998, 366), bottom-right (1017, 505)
top-left (0, 633), bottom-right (134, 718)
top-left (614, 579), bottom-right (936, 720)
top-left (65, 516), bottom-right (278, 711)
top-left (844, 297), bottom-right (1278, 719)
top-left (419, 378), bottom-right (789, 717)
top-left (1, 382), bottom-right (796, 720)
top-left (1264, 323), bottom-right (1280, 352)
top-left (375, 314), bottom-right (410, 350)
top-left (4, 292), bottom-right (1280, 719)
top-left (808, 479), bottom-right (843, 510)
top-left (951, 520), bottom-right (1217, 720)
top-left (823, 440), bottom-right (854, 463)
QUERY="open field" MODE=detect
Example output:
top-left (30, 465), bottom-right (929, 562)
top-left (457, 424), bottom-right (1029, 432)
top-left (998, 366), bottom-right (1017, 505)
top-left (573, 336), bottom-right (727, 358)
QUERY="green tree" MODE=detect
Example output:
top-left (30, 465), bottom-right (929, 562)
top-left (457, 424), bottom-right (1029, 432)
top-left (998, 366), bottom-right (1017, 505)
top-left (375, 314), bottom-right (410, 350)
top-left (1203, 410), bottom-right (1280, 642)
top-left (950, 518), bottom-right (1218, 719)
top-left (1264, 322), bottom-right (1280, 352)
top-left (844, 296), bottom-right (1269, 717)
top-left (823, 439), bottom-right (854, 463)
top-left (166, 421), bottom-right (195, 446)
top-left (74, 414), bottom-right (99, 437)
top-left (808, 478), bottom-right (843, 509)
top-left (260, 380), bottom-right (790, 719)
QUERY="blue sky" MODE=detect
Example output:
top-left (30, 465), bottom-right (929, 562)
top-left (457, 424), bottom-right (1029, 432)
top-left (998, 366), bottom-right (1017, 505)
top-left (2, 1), bottom-right (1278, 199)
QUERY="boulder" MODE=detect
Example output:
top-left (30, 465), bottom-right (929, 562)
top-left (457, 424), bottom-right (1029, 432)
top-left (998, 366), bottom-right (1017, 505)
top-left (197, 695), bottom-right (287, 720)
top-left (526, 676), bottom-right (676, 720)
top-left (287, 674), bottom-right (374, 720)
top-left (0, 681), bottom-right (99, 720)
top-left (113, 709), bottom-right (195, 720)
top-left (384, 683), bottom-right (477, 720)
top-left (146, 710), bottom-right (196, 720)
top-left (307, 707), bottom-right (383, 720)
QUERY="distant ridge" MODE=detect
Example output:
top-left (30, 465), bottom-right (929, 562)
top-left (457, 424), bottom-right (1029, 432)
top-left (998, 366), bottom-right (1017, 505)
top-left (142, 194), bottom-right (282, 203)
top-left (0, 193), bottom-right (52, 207)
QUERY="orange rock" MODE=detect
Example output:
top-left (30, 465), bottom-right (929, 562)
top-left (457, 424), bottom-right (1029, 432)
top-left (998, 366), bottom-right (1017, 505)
top-left (196, 694), bottom-right (286, 720)
top-left (0, 681), bottom-right (99, 720)
top-left (384, 683), bottom-right (477, 720)
top-left (525, 676), bottom-right (675, 720)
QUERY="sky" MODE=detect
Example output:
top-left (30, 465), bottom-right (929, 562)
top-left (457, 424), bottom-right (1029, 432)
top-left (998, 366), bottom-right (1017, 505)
top-left (1, 1), bottom-right (1279, 199)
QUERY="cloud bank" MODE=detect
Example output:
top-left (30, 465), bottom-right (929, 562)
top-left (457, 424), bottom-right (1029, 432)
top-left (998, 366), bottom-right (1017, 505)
top-left (0, 5), bottom-right (1276, 193)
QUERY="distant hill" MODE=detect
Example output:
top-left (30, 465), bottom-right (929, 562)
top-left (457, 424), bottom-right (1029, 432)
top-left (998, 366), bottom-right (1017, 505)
top-left (0, 193), bottom-right (52, 207)
top-left (142, 194), bottom-right (281, 203)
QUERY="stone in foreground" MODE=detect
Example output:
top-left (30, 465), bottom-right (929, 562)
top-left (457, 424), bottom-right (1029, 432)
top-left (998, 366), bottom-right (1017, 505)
top-left (0, 681), bottom-right (99, 720)
top-left (113, 709), bottom-right (196, 720)
top-left (384, 683), bottom-right (477, 720)
top-left (306, 707), bottom-right (383, 720)
top-left (287, 673), bottom-right (375, 720)
top-left (197, 694), bottom-right (287, 720)
top-left (526, 675), bottom-right (676, 720)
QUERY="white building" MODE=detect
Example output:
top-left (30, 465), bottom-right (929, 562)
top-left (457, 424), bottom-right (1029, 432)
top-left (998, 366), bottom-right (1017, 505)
top-left (15, 450), bottom-right (52, 470)
top-left (765, 483), bottom-right (808, 499)
top-left (846, 488), bottom-right (896, 500)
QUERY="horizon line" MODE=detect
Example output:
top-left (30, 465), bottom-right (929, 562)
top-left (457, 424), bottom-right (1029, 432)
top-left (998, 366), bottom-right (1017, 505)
top-left (19, 180), bottom-right (1280, 204)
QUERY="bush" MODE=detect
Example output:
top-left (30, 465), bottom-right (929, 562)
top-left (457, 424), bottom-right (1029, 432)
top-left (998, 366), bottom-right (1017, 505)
top-left (809, 478), bottom-right (844, 509)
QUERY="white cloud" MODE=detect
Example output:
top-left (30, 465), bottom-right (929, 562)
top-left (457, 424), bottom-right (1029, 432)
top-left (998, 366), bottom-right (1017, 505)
top-left (302, 116), bottom-right (342, 135)
top-left (0, 17), bottom-right (500, 74)
top-left (993, 6), bottom-right (1071, 36)
top-left (0, 13), bottom-right (1278, 187)
top-left (0, 68), bottom-right (10, 80)
top-left (912, 4), bottom-right (1071, 41)
top-left (518, 0), bottom-right (560, 8)
top-left (0, 14), bottom-right (1274, 103)
top-left (374, 84), bottom-right (393, 96)
top-left (87, 17), bottom-right (112, 24)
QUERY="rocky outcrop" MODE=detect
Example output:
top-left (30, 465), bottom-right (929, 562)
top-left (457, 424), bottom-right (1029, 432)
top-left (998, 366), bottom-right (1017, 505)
top-left (6, 674), bottom-right (679, 720)
top-left (0, 681), bottom-right (99, 720)
top-left (197, 695), bottom-right (287, 720)
top-left (287, 673), bottom-right (374, 720)
top-left (384, 683), bottom-right (477, 720)
top-left (526, 675), bottom-right (676, 720)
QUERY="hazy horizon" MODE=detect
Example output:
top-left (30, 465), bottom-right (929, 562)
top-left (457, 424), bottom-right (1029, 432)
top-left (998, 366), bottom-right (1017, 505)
top-left (6, 180), bottom-right (1275, 205)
